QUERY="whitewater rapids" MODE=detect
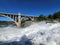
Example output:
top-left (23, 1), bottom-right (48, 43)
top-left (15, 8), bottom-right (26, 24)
top-left (0, 21), bottom-right (60, 45)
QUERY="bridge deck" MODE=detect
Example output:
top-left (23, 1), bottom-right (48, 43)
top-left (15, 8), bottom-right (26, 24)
top-left (0, 12), bottom-right (38, 18)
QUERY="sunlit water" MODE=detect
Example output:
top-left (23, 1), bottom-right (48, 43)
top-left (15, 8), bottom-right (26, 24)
top-left (0, 21), bottom-right (60, 45)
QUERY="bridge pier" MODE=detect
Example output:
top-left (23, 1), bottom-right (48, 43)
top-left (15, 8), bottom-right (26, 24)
top-left (29, 17), bottom-right (35, 22)
top-left (16, 22), bottom-right (21, 27)
top-left (32, 17), bottom-right (35, 21)
top-left (17, 14), bottom-right (21, 27)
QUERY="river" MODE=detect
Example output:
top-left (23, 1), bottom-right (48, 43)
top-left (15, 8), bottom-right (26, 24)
top-left (0, 21), bottom-right (60, 45)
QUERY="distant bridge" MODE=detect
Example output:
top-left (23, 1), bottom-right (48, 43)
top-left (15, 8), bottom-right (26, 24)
top-left (0, 12), bottom-right (38, 27)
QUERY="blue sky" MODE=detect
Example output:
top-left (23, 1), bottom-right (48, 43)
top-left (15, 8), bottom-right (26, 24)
top-left (0, 0), bottom-right (60, 21)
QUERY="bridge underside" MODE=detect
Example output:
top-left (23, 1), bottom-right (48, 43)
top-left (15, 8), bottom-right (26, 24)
top-left (0, 13), bottom-right (38, 27)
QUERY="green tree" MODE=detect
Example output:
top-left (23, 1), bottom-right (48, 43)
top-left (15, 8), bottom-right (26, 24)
top-left (48, 14), bottom-right (53, 19)
top-left (53, 11), bottom-right (60, 19)
top-left (38, 14), bottom-right (46, 21)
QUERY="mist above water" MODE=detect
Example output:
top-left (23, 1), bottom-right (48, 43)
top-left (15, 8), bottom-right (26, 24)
top-left (0, 21), bottom-right (60, 45)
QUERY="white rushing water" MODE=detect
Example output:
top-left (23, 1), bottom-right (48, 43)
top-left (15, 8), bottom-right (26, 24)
top-left (0, 21), bottom-right (60, 45)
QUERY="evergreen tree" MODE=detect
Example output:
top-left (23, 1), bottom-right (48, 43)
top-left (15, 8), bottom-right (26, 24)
top-left (38, 14), bottom-right (46, 21)
top-left (48, 14), bottom-right (53, 19)
top-left (53, 11), bottom-right (60, 19)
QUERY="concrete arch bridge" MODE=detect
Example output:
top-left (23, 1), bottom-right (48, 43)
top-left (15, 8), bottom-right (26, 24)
top-left (0, 13), bottom-right (38, 27)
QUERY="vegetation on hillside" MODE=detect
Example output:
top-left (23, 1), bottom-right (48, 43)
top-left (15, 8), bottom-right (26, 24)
top-left (37, 11), bottom-right (60, 22)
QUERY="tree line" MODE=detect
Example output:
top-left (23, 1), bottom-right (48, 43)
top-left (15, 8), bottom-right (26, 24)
top-left (37, 11), bottom-right (60, 21)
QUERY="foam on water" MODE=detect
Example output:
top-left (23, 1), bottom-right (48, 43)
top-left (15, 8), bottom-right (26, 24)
top-left (0, 21), bottom-right (60, 45)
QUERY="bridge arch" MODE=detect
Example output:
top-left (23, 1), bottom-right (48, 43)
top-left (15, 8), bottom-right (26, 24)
top-left (0, 15), bottom-right (20, 27)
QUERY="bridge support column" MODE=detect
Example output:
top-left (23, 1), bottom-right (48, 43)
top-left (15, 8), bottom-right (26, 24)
top-left (17, 15), bottom-right (21, 27)
top-left (32, 17), bottom-right (35, 21)
top-left (30, 17), bottom-right (35, 22)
